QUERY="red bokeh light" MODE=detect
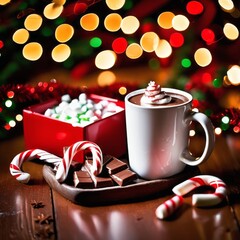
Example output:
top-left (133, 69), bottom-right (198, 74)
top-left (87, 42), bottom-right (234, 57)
top-left (201, 28), bottom-right (215, 44)
top-left (141, 22), bottom-right (154, 33)
top-left (4, 124), bottom-right (11, 131)
top-left (233, 126), bottom-right (240, 133)
top-left (7, 91), bottom-right (14, 98)
top-left (201, 72), bottom-right (212, 84)
top-left (112, 37), bottom-right (128, 54)
top-left (169, 32), bottom-right (184, 48)
top-left (186, 1), bottom-right (204, 15)
top-left (0, 40), bottom-right (4, 49)
top-left (192, 99), bottom-right (199, 108)
top-left (74, 2), bottom-right (88, 15)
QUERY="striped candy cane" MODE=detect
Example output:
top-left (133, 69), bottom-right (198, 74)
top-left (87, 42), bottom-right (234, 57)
top-left (156, 175), bottom-right (228, 220)
top-left (55, 141), bottom-right (103, 183)
top-left (155, 195), bottom-right (183, 219)
top-left (10, 149), bottom-right (61, 183)
top-left (172, 175), bottom-right (227, 207)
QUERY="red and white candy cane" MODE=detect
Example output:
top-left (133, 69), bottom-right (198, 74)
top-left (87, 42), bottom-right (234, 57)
top-left (55, 140), bottom-right (103, 182)
top-left (172, 175), bottom-right (227, 207)
top-left (10, 149), bottom-right (61, 184)
top-left (155, 195), bottom-right (183, 220)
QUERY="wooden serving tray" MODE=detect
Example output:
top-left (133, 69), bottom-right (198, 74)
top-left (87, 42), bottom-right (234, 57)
top-left (43, 165), bottom-right (200, 206)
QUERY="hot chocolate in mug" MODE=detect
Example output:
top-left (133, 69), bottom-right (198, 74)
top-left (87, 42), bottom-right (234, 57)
top-left (125, 82), bottom-right (215, 180)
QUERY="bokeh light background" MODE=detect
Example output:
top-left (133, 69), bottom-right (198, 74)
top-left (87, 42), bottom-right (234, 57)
top-left (0, 0), bottom-right (240, 138)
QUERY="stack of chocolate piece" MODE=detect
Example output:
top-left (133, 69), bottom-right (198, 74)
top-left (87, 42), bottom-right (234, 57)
top-left (73, 155), bottom-right (138, 188)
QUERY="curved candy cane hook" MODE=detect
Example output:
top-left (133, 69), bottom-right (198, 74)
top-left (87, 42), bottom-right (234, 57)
top-left (172, 175), bottom-right (227, 207)
top-left (55, 140), bottom-right (103, 183)
top-left (10, 149), bottom-right (61, 183)
top-left (156, 175), bottom-right (228, 219)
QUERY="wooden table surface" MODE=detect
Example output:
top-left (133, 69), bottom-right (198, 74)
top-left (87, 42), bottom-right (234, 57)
top-left (1, 134), bottom-right (240, 240)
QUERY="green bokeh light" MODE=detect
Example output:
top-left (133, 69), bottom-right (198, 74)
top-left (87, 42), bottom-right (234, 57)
top-left (221, 122), bottom-right (229, 131)
top-left (181, 58), bottom-right (191, 68)
top-left (90, 37), bottom-right (102, 48)
top-left (212, 78), bottom-right (222, 88)
top-left (123, 0), bottom-right (133, 10)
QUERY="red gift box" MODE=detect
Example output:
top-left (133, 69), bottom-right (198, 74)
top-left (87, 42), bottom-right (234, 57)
top-left (23, 94), bottom-right (126, 161)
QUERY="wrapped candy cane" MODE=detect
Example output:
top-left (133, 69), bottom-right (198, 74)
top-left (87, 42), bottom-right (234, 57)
top-left (155, 195), bottom-right (183, 219)
top-left (10, 149), bottom-right (61, 183)
top-left (55, 140), bottom-right (103, 182)
top-left (172, 175), bottom-right (227, 207)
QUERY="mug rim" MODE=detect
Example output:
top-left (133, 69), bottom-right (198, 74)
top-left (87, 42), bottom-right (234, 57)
top-left (125, 88), bottom-right (192, 109)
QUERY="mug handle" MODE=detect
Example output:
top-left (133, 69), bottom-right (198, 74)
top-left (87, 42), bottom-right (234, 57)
top-left (180, 111), bottom-right (215, 166)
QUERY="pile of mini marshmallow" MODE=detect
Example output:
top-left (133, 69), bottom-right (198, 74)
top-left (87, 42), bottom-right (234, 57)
top-left (44, 93), bottom-right (123, 127)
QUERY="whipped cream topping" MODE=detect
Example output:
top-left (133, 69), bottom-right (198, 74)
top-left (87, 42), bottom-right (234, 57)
top-left (140, 81), bottom-right (172, 106)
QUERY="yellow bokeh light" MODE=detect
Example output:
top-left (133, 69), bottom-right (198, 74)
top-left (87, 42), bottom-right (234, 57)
top-left (172, 15), bottom-right (190, 31)
top-left (119, 86), bottom-right (127, 95)
top-left (24, 14), bottom-right (43, 31)
top-left (106, 0), bottom-right (125, 10)
top-left (53, 0), bottom-right (66, 5)
top-left (12, 28), bottom-right (29, 44)
top-left (104, 13), bottom-right (122, 32)
top-left (0, 0), bottom-right (11, 5)
top-left (157, 12), bottom-right (175, 29)
top-left (97, 71), bottom-right (116, 86)
top-left (227, 65), bottom-right (240, 86)
top-left (155, 39), bottom-right (172, 58)
top-left (43, 3), bottom-right (63, 20)
top-left (140, 32), bottom-right (159, 53)
top-left (125, 43), bottom-right (143, 59)
top-left (55, 24), bottom-right (74, 43)
top-left (95, 50), bottom-right (117, 70)
top-left (52, 44), bottom-right (71, 62)
top-left (223, 23), bottom-right (239, 40)
top-left (194, 48), bottom-right (212, 67)
top-left (16, 114), bottom-right (23, 122)
top-left (22, 42), bottom-right (43, 61)
top-left (215, 127), bottom-right (222, 135)
top-left (80, 13), bottom-right (99, 31)
top-left (218, 0), bottom-right (234, 12)
top-left (121, 16), bottom-right (140, 34)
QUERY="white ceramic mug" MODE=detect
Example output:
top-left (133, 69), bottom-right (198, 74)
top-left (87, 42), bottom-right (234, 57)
top-left (125, 88), bottom-right (215, 180)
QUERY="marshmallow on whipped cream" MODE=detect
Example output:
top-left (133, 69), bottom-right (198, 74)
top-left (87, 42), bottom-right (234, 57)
top-left (140, 81), bottom-right (171, 106)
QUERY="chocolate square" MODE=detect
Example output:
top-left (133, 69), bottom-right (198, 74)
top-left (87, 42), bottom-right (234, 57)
top-left (106, 157), bottom-right (128, 174)
top-left (111, 169), bottom-right (138, 186)
top-left (73, 170), bottom-right (94, 188)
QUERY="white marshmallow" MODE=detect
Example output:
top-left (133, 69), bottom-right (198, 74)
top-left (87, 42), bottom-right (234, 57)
top-left (61, 94), bottom-right (71, 102)
top-left (44, 108), bottom-right (53, 117)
